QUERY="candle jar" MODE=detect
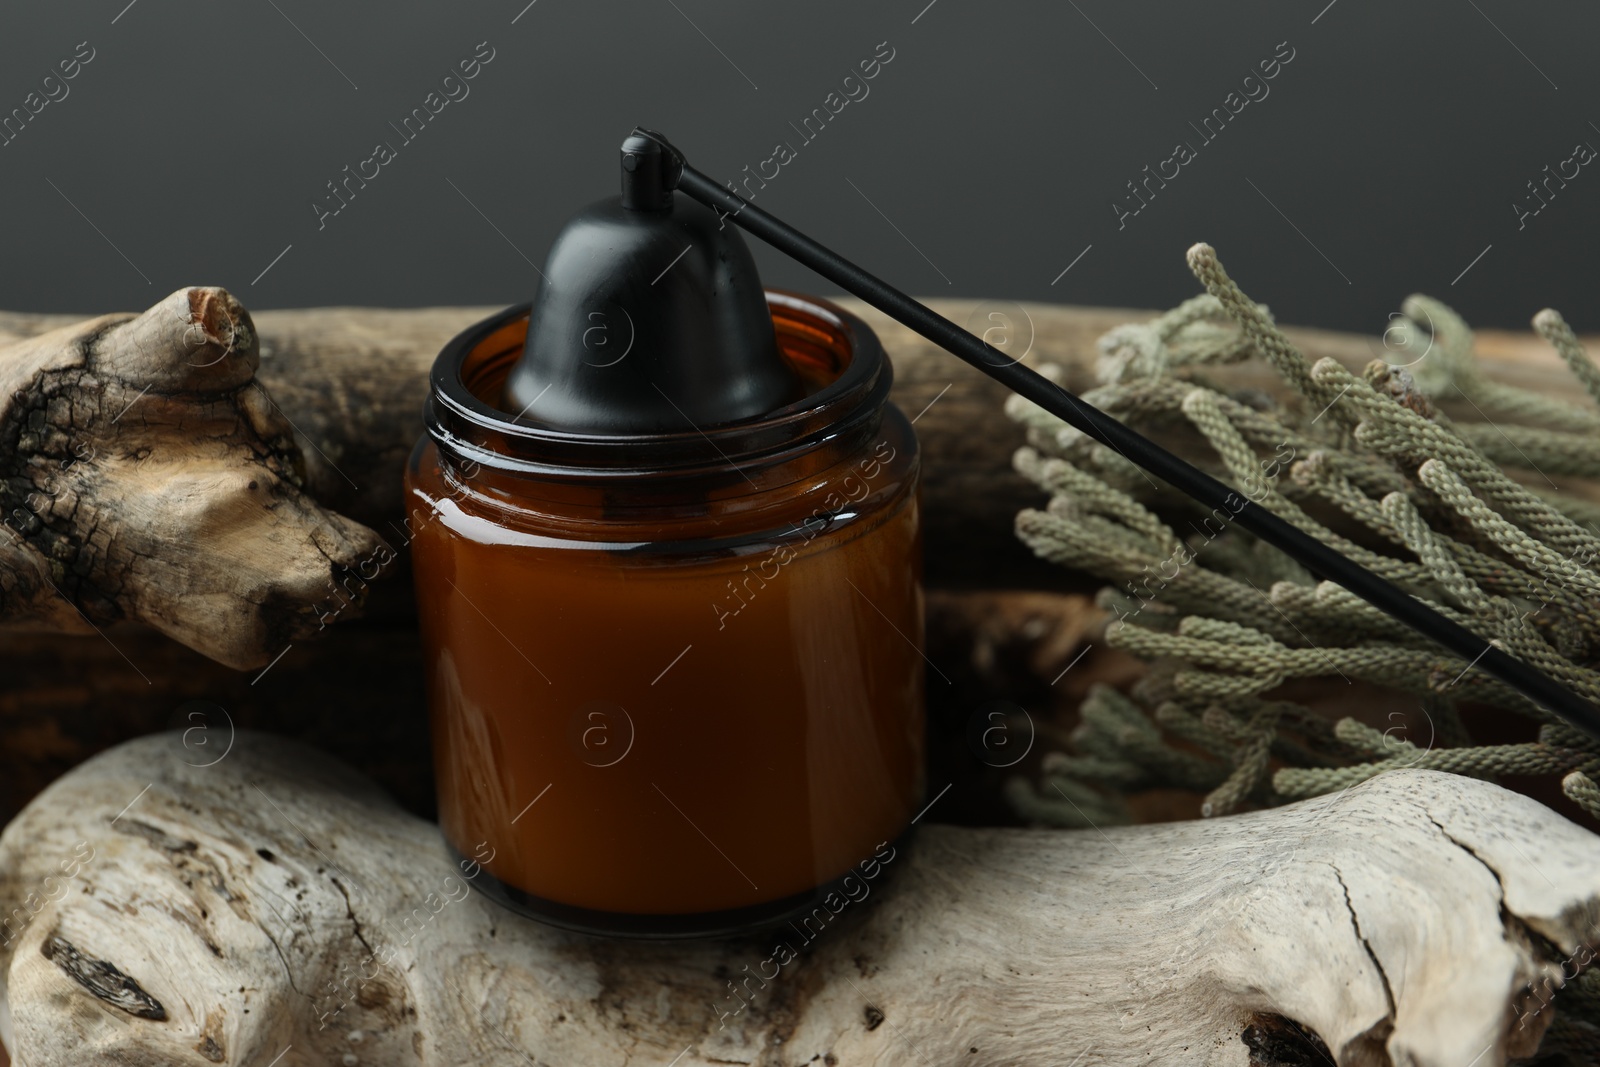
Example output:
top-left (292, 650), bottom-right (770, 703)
top-left (405, 291), bottom-right (925, 938)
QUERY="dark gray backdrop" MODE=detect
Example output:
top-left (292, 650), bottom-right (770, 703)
top-left (1, 0), bottom-right (1595, 334)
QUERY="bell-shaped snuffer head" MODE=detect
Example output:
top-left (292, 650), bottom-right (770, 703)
top-left (501, 132), bottom-right (800, 433)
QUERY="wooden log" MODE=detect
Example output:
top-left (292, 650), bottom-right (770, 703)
top-left (0, 731), bottom-right (1596, 1066)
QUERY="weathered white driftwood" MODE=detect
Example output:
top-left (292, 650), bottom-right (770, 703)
top-left (0, 731), bottom-right (1595, 1066)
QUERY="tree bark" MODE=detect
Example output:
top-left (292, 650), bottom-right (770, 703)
top-left (0, 731), bottom-right (1595, 1066)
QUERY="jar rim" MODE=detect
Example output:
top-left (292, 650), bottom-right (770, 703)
top-left (425, 290), bottom-right (892, 481)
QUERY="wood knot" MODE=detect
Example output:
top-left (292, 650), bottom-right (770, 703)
top-left (1242, 1014), bottom-right (1331, 1067)
top-left (41, 933), bottom-right (166, 1020)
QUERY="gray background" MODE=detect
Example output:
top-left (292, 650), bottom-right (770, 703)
top-left (0, 0), bottom-right (1595, 334)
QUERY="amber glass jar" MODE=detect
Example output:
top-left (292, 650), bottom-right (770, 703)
top-left (405, 291), bottom-right (925, 938)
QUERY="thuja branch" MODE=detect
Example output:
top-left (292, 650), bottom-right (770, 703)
top-left (1007, 244), bottom-right (1600, 846)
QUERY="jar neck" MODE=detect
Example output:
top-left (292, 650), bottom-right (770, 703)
top-left (424, 291), bottom-right (894, 508)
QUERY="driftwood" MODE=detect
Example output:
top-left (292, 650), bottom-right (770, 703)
top-left (2, 730), bottom-right (1598, 1066)
top-left (0, 289), bottom-right (384, 670)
